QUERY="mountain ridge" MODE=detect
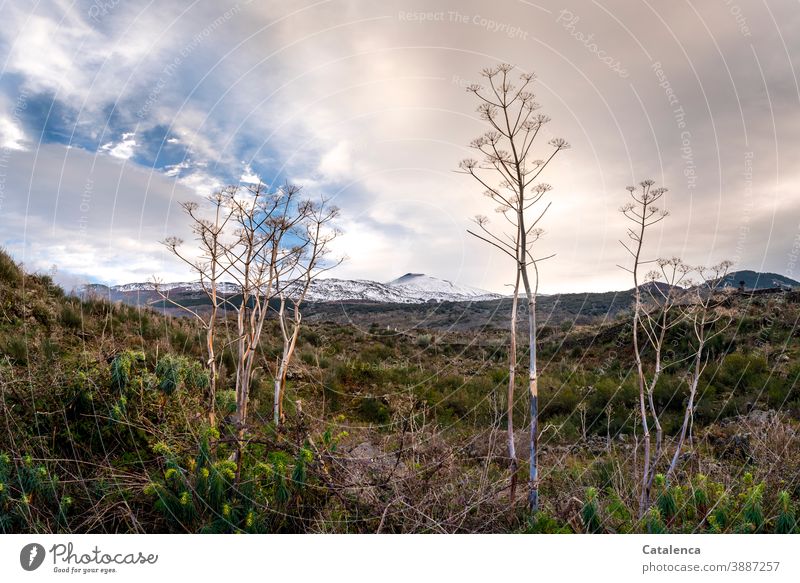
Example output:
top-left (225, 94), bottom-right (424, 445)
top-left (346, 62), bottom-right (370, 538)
top-left (78, 273), bottom-right (504, 305)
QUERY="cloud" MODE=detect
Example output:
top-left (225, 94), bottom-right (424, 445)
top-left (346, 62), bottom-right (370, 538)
top-left (239, 163), bottom-right (261, 184)
top-left (99, 131), bottom-right (137, 160)
top-left (0, 114), bottom-right (27, 150)
top-left (318, 141), bottom-right (353, 182)
top-left (1, 0), bottom-right (799, 293)
top-left (0, 143), bottom-right (199, 286)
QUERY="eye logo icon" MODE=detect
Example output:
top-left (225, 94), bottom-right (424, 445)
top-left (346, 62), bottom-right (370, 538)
top-left (20, 543), bottom-right (46, 571)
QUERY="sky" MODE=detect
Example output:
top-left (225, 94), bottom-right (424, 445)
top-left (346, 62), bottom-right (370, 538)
top-left (0, 0), bottom-right (799, 293)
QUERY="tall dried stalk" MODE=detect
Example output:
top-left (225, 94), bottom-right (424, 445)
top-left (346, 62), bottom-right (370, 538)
top-left (459, 63), bottom-right (569, 511)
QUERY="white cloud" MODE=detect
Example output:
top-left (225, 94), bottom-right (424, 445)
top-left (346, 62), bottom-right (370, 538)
top-left (100, 132), bottom-right (137, 160)
top-left (0, 115), bottom-right (27, 150)
top-left (176, 168), bottom-right (223, 197)
top-left (317, 141), bottom-right (353, 182)
top-left (239, 164), bottom-right (261, 184)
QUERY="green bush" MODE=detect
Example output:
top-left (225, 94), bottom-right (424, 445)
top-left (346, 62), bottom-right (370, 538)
top-left (60, 304), bottom-right (83, 329)
top-left (110, 351), bottom-right (145, 392)
top-left (581, 487), bottom-right (603, 533)
top-left (775, 491), bottom-right (797, 534)
top-left (0, 453), bottom-right (69, 533)
top-left (1, 336), bottom-right (28, 365)
top-left (144, 430), bottom-right (321, 533)
top-left (416, 334), bottom-right (432, 348)
top-left (0, 250), bottom-right (21, 285)
top-left (358, 396), bottom-right (391, 425)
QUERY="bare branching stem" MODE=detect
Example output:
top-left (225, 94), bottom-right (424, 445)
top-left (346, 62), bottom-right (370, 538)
top-left (460, 63), bottom-right (569, 512)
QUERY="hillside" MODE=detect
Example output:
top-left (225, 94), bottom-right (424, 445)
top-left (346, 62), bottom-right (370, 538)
top-left (719, 270), bottom-right (800, 290)
top-left (2, 249), bottom-right (800, 534)
top-left (77, 270), bottom-right (799, 333)
top-left (78, 273), bottom-right (503, 306)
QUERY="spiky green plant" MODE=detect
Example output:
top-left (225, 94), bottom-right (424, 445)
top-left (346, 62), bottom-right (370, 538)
top-left (581, 487), bottom-right (603, 533)
top-left (155, 355), bottom-right (183, 396)
top-left (604, 487), bottom-right (632, 533)
top-left (524, 511), bottom-right (573, 533)
top-left (690, 474), bottom-right (710, 523)
top-left (645, 507), bottom-right (667, 534)
top-left (737, 477), bottom-right (765, 533)
top-left (708, 496), bottom-right (730, 533)
top-left (110, 351), bottom-right (144, 392)
top-left (653, 474), bottom-right (678, 522)
top-left (775, 491), bottom-right (797, 534)
top-left (292, 446), bottom-right (313, 490)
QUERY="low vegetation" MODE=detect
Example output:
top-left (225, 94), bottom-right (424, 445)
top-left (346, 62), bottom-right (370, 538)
top-left (1, 248), bottom-right (799, 533)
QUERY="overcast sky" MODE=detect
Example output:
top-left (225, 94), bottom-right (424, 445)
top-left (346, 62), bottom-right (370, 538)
top-left (1, 0), bottom-right (799, 293)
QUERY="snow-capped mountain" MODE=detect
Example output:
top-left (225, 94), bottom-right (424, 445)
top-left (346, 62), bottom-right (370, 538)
top-left (77, 273), bottom-right (502, 305)
top-left (110, 281), bottom-right (242, 294)
top-left (302, 273), bottom-right (501, 303)
top-left (387, 273), bottom-right (501, 301)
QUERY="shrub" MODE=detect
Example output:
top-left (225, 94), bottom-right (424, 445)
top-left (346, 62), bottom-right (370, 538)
top-left (0, 249), bottom-right (21, 285)
top-left (155, 355), bottom-right (183, 395)
top-left (653, 474), bottom-right (679, 523)
top-left (1, 336), bottom-right (28, 365)
top-left (646, 508), bottom-right (667, 534)
top-left (0, 453), bottom-right (67, 533)
top-left (775, 491), bottom-right (797, 534)
top-left (154, 355), bottom-right (208, 395)
top-left (738, 477), bottom-right (765, 533)
top-left (524, 511), bottom-right (572, 533)
top-left (358, 396), bottom-right (391, 425)
top-left (216, 390), bottom-right (237, 417)
top-left (60, 304), bottom-right (83, 329)
top-left (581, 487), bottom-right (603, 533)
top-left (110, 351), bottom-right (145, 392)
top-left (144, 430), bottom-right (321, 533)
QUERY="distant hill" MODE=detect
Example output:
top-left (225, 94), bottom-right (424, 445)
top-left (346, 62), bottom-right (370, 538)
top-left (78, 273), bottom-right (503, 306)
top-left (74, 269), bottom-right (800, 330)
top-left (718, 270), bottom-right (799, 290)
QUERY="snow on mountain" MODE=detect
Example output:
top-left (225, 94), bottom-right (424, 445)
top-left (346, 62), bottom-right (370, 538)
top-left (302, 274), bottom-right (501, 303)
top-left (387, 273), bottom-right (499, 300)
top-left (78, 274), bottom-right (502, 304)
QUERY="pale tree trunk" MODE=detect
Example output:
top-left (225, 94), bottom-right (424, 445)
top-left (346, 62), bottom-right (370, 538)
top-left (643, 306), bottom-right (671, 493)
top-left (667, 310), bottom-right (709, 482)
top-left (233, 238), bottom-right (256, 482)
top-left (630, 212), bottom-right (651, 518)
top-left (274, 296), bottom-right (302, 425)
top-left (507, 270), bottom-right (520, 500)
top-left (667, 362), bottom-right (700, 481)
top-left (459, 64), bottom-right (570, 514)
top-left (206, 256), bottom-right (219, 428)
top-left (520, 263), bottom-right (538, 513)
top-left (205, 320), bottom-right (217, 427)
top-left (634, 297), bottom-right (651, 518)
